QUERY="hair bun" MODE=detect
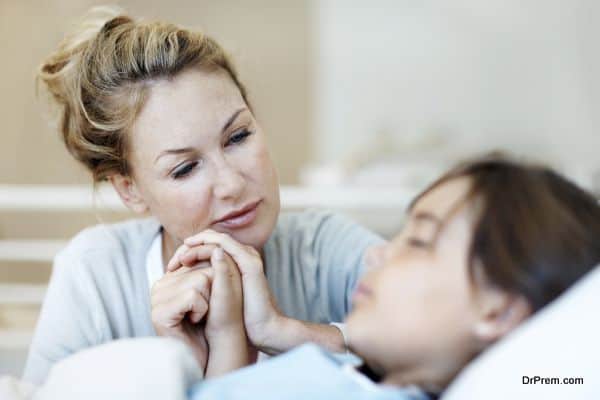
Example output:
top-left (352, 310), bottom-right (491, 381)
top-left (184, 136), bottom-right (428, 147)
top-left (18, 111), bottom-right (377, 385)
top-left (38, 6), bottom-right (128, 100)
top-left (100, 15), bottom-right (133, 34)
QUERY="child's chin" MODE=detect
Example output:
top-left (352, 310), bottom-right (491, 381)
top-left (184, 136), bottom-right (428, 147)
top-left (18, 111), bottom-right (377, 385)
top-left (345, 314), bottom-right (371, 351)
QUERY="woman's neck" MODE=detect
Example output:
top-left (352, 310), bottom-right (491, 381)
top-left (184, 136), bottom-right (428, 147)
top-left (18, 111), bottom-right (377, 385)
top-left (161, 229), bottom-right (180, 271)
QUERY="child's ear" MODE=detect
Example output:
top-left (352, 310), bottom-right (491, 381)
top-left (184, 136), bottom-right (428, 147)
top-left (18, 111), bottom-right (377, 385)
top-left (472, 287), bottom-right (532, 344)
top-left (109, 174), bottom-right (149, 214)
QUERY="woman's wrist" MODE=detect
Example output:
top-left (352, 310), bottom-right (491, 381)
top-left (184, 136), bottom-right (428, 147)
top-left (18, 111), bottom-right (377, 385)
top-left (205, 322), bottom-right (245, 342)
top-left (253, 316), bottom-right (345, 355)
top-left (249, 313), bottom-right (288, 355)
top-left (206, 322), bottom-right (247, 352)
top-left (205, 326), bottom-right (249, 378)
top-left (178, 332), bottom-right (209, 374)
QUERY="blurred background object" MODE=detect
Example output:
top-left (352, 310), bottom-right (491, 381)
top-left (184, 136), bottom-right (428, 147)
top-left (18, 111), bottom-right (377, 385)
top-left (1, 0), bottom-right (599, 375)
top-left (307, 0), bottom-right (600, 192)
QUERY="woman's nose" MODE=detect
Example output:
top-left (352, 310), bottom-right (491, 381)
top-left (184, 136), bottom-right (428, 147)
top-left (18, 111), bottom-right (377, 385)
top-left (212, 161), bottom-right (246, 201)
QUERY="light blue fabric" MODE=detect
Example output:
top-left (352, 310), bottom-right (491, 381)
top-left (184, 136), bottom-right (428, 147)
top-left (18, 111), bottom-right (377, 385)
top-left (24, 210), bottom-right (383, 384)
top-left (188, 344), bottom-right (429, 400)
top-left (263, 210), bottom-right (385, 323)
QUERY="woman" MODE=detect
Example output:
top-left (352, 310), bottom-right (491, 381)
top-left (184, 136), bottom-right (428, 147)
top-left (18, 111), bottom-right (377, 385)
top-left (183, 155), bottom-right (600, 399)
top-left (23, 7), bottom-right (382, 383)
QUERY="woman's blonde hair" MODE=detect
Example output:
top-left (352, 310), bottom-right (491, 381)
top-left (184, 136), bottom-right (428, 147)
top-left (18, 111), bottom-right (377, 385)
top-left (38, 6), bottom-right (248, 181)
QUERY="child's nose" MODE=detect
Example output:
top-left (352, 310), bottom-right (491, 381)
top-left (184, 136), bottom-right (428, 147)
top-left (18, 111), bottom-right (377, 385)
top-left (364, 243), bottom-right (387, 270)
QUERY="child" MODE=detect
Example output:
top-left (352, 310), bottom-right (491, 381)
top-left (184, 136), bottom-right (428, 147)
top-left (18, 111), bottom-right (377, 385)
top-left (184, 155), bottom-right (600, 399)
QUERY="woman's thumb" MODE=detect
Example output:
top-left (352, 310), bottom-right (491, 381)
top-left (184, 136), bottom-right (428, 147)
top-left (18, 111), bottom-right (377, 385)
top-left (210, 247), bottom-right (243, 307)
top-left (211, 247), bottom-right (228, 277)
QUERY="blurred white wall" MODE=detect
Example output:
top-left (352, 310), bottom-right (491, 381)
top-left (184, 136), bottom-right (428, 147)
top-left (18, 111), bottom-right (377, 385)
top-left (310, 0), bottom-right (600, 188)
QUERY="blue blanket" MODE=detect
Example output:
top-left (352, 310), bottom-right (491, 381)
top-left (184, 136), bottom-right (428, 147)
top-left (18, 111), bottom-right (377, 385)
top-left (189, 344), bottom-right (429, 400)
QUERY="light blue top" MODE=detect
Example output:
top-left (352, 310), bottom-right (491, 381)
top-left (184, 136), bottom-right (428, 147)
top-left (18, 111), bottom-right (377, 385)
top-left (24, 210), bottom-right (383, 384)
top-left (189, 344), bottom-right (430, 400)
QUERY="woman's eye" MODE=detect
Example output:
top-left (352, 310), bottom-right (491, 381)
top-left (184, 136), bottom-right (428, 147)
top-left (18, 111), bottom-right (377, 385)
top-left (171, 161), bottom-right (198, 179)
top-left (226, 129), bottom-right (252, 146)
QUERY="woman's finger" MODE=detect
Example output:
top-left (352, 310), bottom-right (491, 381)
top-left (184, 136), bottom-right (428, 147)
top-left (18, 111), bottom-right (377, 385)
top-left (166, 244), bottom-right (190, 271)
top-left (167, 243), bottom-right (218, 272)
top-left (152, 265), bottom-right (209, 296)
top-left (178, 244), bottom-right (218, 268)
top-left (204, 247), bottom-right (244, 335)
top-left (210, 247), bottom-right (242, 300)
top-left (184, 230), bottom-right (262, 275)
top-left (152, 287), bottom-right (209, 330)
top-left (151, 267), bottom-right (214, 308)
top-left (183, 229), bottom-right (216, 247)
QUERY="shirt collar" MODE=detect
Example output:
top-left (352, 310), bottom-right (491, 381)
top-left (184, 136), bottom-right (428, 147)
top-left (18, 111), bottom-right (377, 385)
top-left (146, 229), bottom-right (164, 290)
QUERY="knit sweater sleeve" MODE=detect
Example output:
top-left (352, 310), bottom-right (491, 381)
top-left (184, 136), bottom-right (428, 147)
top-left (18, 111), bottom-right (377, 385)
top-left (22, 246), bottom-right (105, 385)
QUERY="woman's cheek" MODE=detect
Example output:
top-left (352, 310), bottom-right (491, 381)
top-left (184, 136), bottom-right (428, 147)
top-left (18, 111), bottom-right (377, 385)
top-left (170, 182), bottom-right (212, 236)
top-left (248, 136), bottom-right (276, 175)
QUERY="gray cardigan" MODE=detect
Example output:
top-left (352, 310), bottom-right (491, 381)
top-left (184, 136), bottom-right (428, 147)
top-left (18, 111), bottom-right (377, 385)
top-left (23, 210), bottom-right (382, 384)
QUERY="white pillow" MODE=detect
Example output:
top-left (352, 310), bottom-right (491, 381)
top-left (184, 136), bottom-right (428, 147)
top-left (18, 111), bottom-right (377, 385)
top-left (442, 266), bottom-right (600, 399)
top-left (0, 376), bottom-right (36, 400)
top-left (35, 337), bottom-right (201, 400)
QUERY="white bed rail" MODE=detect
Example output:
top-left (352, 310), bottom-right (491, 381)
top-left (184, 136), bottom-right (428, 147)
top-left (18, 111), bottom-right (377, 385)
top-left (0, 184), bottom-right (413, 211)
top-left (0, 184), bottom-right (413, 311)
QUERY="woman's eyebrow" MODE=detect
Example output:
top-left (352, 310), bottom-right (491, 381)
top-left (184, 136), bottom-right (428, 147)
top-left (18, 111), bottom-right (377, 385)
top-left (154, 147), bottom-right (195, 164)
top-left (221, 107), bottom-right (247, 133)
top-left (154, 108), bottom-right (248, 164)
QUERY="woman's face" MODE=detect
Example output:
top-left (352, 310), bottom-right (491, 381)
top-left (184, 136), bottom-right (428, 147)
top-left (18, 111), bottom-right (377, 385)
top-left (125, 67), bottom-right (280, 249)
top-left (346, 177), bottom-right (481, 385)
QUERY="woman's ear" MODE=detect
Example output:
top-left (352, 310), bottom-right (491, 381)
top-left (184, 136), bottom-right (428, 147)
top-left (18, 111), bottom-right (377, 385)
top-left (471, 287), bottom-right (532, 344)
top-left (109, 174), bottom-right (149, 214)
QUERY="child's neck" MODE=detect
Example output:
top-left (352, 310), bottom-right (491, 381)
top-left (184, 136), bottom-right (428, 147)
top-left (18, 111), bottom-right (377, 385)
top-left (381, 364), bottom-right (449, 395)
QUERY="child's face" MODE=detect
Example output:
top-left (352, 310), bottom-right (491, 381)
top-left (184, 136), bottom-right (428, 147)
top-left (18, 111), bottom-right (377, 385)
top-left (346, 177), bottom-right (482, 386)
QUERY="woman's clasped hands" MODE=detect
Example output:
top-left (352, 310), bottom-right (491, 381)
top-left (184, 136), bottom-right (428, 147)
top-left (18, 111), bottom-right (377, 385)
top-left (150, 229), bottom-right (284, 377)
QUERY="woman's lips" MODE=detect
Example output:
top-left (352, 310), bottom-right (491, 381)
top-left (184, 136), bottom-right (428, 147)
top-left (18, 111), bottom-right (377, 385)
top-left (214, 200), bottom-right (261, 229)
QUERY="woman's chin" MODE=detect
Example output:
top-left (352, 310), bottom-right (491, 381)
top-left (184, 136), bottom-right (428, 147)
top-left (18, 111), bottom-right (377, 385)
top-left (225, 219), bottom-right (275, 249)
top-left (236, 202), bottom-right (277, 245)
